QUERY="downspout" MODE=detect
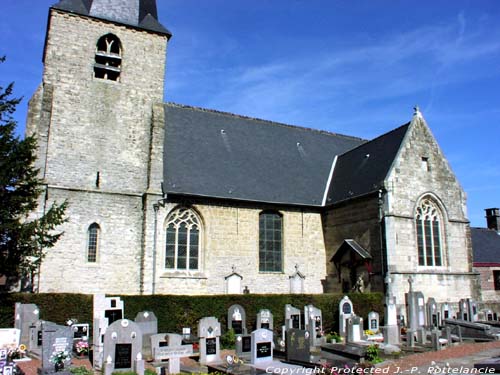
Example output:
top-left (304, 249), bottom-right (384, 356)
top-left (378, 188), bottom-right (387, 292)
top-left (152, 203), bottom-right (160, 295)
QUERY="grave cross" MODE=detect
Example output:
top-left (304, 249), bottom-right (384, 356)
top-left (408, 276), bottom-right (414, 293)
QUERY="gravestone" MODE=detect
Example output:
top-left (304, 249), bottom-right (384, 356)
top-left (384, 273), bottom-right (400, 345)
top-left (134, 311), bottom-right (157, 357)
top-left (304, 305), bottom-right (324, 347)
top-left (14, 303), bottom-right (40, 347)
top-left (368, 312), bottom-right (379, 332)
top-left (102, 319), bottom-right (144, 375)
top-left (468, 299), bottom-right (479, 322)
top-left (346, 316), bottom-right (363, 343)
top-left (339, 296), bottom-right (354, 337)
top-left (285, 329), bottom-right (310, 364)
top-left (0, 329), bottom-right (20, 351)
top-left (250, 329), bottom-right (273, 365)
top-left (256, 309), bottom-right (273, 331)
top-left (440, 303), bottom-right (452, 325)
top-left (71, 324), bottom-right (89, 341)
top-left (285, 304), bottom-right (302, 330)
top-left (458, 299), bottom-right (469, 321)
top-left (93, 294), bottom-right (125, 369)
top-left (29, 320), bottom-right (49, 353)
top-left (405, 279), bottom-right (425, 331)
top-left (227, 304), bottom-right (247, 335)
top-left (482, 309), bottom-right (494, 321)
top-left (235, 334), bottom-right (252, 360)
top-left (151, 333), bottom-right (193, 374)
top-left (39, 322), bottom-right (73, 375)
top-left (426, 298), bottom-right (438, 329)
top-left (198, 317), bottom-right (221, 365)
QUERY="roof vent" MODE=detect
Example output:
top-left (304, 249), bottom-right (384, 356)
top-left (365, 154), bottom-right (370, 159)
top-left (221, 129), bottom-right (226, 134)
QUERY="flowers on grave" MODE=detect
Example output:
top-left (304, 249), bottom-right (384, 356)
top-left (74, 341), bottom-right (89, 355)
top-left (325, 331), bottom-right (342, 343)
top-left (364, 329), bottom-right (375, 336)
top-left (50, 350), bottom-right (70, 365)
top-left (7, 345), bottom-right (26, 360)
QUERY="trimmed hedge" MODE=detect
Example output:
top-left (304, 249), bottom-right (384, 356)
top-left (0, 292), bottom-right (384, 336)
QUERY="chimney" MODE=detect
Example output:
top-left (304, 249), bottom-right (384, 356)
top-left (485, 208), bottom-right (500, 232)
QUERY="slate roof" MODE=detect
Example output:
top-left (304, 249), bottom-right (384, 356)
top-left (326, 123), bottom-right (410, 204)
top-left (51, 0), bottom-right (172, 37)
top-left (331, 239), bottom-right (372, 263)
top-left (471, 227), bottom-right (500, 265)
top-left (163, 104), bottom-right (365, 207)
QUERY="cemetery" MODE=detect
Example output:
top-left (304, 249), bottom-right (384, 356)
top-left (1, 288), bottom-right (500, 375)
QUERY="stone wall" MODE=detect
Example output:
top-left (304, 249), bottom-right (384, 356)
top-left (383, 115), bottom-right (478, 306)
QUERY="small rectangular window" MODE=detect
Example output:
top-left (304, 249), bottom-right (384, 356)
top-left (421, 157), bottom-right (430, 172)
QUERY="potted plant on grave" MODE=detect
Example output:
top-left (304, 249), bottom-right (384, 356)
top-left (74, 341), bottom-right (89, 357)
top-left (325, 331), bottom-right (342, 344)
top-left (50, 351), bottom-right (70, 372)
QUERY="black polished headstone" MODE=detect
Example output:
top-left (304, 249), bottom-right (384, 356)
top-left (206, 338), bottom-right (217, 355)
top-left (285, 329), bottom-right (310, 363)
top-left (114, 343), bottom-right (132, 369)
top-left (256, 342), bottom-right (271, 358)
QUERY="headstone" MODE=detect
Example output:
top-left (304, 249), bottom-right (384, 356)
top-left (426, 298), bottom-right (438, 329)
top-left (346, 316), bottom-right (363, 343)
top-left (440, 303), bottom-right (452, 326)
top-left (289, 265), bottom-right (305, 294)
top-left (458, 299), bottom-right (469, 321)
top-left (339, 296), bottom-right (354, 337)
top-left (0, 329), bottom-right (20, 351)
top-left (151, 333), bottom-right (193, 374)
top-left (235, 334), bottom-right (252, 360)
top-left (39, 322), bottom-right (73, 375)
top-left (468, 299), bottom-right (479, 322)
top-left (285, 329), bottom-right (310, 364)
top-left (29, 320), bottom-right (46, 352)
top-left (14, 303), bottom-right (40, 347)
top-left (406, 288), bottom-right (425, 331)
top-left (102, 319), bottom-right (143, 375)
top-left (284, 305), bottom-right (301, 330)
top-left (198, 317), bottom-right (221, 365)
top-left (384, 274), bottom-right (400, 345)
top-left (134, 311), bottom-right (157, 357)
top-left (368, 312), bottom-right (379, 332)
top-left (93, 294), bottom-right (125, 369)
top-left (250, 329), bottom-right (273, 365)
top-left (227, 304), bottom-right (246, 335)
top-left (71, 324), bottom-right (89, 341)
top-left (256, 309), bottom-right (273, 331)
top-left (304, 305), bottom-right (324, 347)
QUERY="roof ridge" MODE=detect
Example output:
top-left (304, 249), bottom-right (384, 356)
top-left (336, 122), bottom-right (410, 158)
top-left (163, 102), bottom-right (366, 142)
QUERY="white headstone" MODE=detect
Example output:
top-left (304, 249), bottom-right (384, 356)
top-left (339, 296), bottom-right (354, 337)
top-left (250, 329), bottom-right (273, 365)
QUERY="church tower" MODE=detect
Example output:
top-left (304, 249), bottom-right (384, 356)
top-left (26, 0), bottom-right (171, 293)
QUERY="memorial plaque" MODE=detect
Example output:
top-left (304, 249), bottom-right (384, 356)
top-left (114, 343), bottom-right (132, 369)
top-left (342, 302), bottom-right (352, 314)
top-left (105, 310), bottom-right (123, 325)
top-left (242, 336), bottom-right (251, 352)
top-left (261, 323), bottom-right (269, 330)
top-left (292, 315), bottom-right (300, 329)
top-left (159, 341), bottom-right (168, 347)
top-left (232, 320), bottom-right (243, 334)
top-left (37, 331), bottom-right (43, 346)
top-left (256, 342), bottom-right (271, 358)
top-left (206, 338), bottom-right (217, 355)
top-left (371, 319), bottom-right (377, 330)
top-left (444, 311), bottom-right (449, 319)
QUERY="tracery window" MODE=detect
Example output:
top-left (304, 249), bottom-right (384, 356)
top-left (87, 223), bottom-right (100, 263)
top-left (415, 198), bottom-right (443, 267)
top-left (259, 211), bottom-right (283, 272)
top-left (165, 208), bottom-right (201, 271)
top-left (94, 34), bottom-right (122, 81)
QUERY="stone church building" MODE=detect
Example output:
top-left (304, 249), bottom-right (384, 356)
top-left (26, 0), bottom-right (478, 307)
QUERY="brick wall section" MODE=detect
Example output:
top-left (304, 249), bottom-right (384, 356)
top-left (384, 115), bottom-right (478, 305)
top-left (475, 266), bottom-right (500, 302)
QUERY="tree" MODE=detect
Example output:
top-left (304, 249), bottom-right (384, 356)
top-left (0, 56), bottom-right (67, 291)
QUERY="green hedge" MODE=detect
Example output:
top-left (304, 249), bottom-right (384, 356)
top-left (0, 292), bottom-right (383, 336)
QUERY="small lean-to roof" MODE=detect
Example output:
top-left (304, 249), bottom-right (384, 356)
top-left (326, 123), bottom-right (410, 205)
top-left (471, 227), bottom-right (500, 265)
top-left (51, 0), bottom-right (172, 37)
top-left (163, 103), bottom-right (365, 207)
top-left (331, 239), bottom-right (372, 263)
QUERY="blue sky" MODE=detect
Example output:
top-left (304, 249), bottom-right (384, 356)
top-left (1, 0), bottom-right (499, 227)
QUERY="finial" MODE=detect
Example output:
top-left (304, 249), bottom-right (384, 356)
top-left (232, 265), bottom-right (236, 273)
top-left (413, 106), bottom-right (422, 118)
top-left (295, 263), bottom-right (299, 271)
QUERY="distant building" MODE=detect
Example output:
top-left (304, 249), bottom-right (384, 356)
top-left (472, 208), bottom-right (500, 303)
top-left (26, 0), bottom-right (479, 311)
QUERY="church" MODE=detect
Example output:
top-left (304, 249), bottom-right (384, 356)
top-left (26, 0), bottom-right (478, 308)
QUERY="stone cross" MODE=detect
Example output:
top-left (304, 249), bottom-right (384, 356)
top-left (408, 276), bottom-right (414, 293)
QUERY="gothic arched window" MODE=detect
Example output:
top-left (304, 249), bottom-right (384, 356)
top-left (259, 211), bottom-right (283, 272)
top-left (87, 223), bottom-right (100, 263)
top-left (415, 198), bottom-right (443, 267)
top-left (94, 34), bottom-right (122, 81)
top-left (165, 208), bottom-right (201, 271)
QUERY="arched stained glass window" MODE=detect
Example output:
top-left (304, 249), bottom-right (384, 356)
top-left (165, 208), bottom-right (201, 271)
top-left (416, 198), bottom-right (443, 267)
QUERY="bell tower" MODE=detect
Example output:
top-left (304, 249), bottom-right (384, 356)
top-left (26, 0), bottom-right (171, 294)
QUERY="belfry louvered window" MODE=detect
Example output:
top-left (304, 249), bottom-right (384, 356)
top-left (87, 223), bottom-right (100, 263)
top-left (165, 208), bottom-right (201, 271)
top-left (259, 211), bottom-right (283, 272)
top-left (94, 34), bottom-right (122, 81)
top-left (416, 198), bottom-right (443, 267)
